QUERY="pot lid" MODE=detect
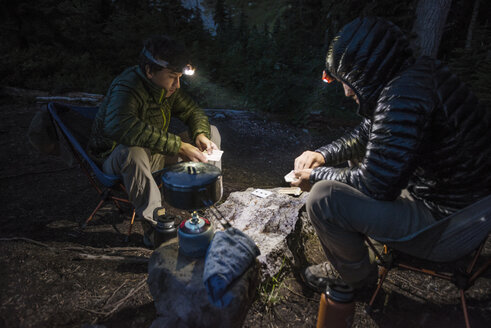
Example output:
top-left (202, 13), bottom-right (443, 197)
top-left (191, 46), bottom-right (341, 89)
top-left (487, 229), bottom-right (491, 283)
top-left (162, 162), bottom-right (222, 189)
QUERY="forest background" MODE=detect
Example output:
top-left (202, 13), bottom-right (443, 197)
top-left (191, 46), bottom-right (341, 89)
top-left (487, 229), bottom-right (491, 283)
top-left (1, 0), bottom-right (490, 125)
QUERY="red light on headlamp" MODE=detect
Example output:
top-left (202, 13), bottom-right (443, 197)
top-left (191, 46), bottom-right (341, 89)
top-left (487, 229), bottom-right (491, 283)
top-left (322, 70), bottom-right (334, 83)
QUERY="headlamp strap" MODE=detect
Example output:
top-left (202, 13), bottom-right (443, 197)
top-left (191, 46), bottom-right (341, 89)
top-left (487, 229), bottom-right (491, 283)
top-left (142, 48), bottom-right (169, 68)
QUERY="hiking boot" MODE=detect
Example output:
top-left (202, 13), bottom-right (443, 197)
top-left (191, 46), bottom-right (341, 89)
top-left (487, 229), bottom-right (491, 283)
top-left (302, 262), bottom-right (342, 293)
top-left (302, 262), bottom-right (378, 293)
top-left (141, 219), bottom-right (156, 249)
top-left (143, 231), bottom-right (154, 248)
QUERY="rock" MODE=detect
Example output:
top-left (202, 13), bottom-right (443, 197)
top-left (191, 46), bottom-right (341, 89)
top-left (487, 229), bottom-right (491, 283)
top-left (204, 108), bottom-right (257, 120)
top-left (213, 113), bottom-right (226, 119)
top-left (205, 188), bottom-right (309, 280)
top-left (147, 241), bottom-right (259, 328)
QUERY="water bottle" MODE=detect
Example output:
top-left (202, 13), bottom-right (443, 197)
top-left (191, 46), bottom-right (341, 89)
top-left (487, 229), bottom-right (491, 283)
top-left (153, 207), bottom-right (177, 248)
top-left (316, 282), bottom-right (355, 328)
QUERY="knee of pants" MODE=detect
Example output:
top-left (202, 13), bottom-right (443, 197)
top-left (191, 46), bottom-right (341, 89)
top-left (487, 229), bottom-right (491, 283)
top-left (306, 180), bottom-right (344, 226)
top-left (210, 125), bottom-right (221, 149)
top-left (122, 146), bottom-right (152, 169)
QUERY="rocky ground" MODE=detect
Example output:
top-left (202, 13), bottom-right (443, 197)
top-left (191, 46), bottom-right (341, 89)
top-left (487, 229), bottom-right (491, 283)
top-left (0, 97), bottom-right (490, 328)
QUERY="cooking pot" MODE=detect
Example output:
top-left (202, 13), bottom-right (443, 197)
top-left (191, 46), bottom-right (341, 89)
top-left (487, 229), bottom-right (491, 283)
top-left (161, 162), bottom-right (223, 210)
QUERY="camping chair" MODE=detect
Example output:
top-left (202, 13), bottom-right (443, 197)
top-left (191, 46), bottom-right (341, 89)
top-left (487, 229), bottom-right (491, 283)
top-left (365, 194), bottom-right (491, 328)
top-left (47, 102), bottom-right (143, 239)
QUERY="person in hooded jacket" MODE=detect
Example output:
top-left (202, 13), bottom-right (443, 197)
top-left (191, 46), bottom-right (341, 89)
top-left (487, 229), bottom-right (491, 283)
top-left (88, 35), bottom-right (221, 246)
top-left (291, 17), bottom-right (491, 292)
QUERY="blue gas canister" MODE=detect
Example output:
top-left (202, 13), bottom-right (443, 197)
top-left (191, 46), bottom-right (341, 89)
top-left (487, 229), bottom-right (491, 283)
top-left (178, 211), bottom-right (214, 258)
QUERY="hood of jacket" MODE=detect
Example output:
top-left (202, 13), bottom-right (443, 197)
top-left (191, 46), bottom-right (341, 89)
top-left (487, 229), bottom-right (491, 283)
top-left (325, 17), bottom-right (414, 118)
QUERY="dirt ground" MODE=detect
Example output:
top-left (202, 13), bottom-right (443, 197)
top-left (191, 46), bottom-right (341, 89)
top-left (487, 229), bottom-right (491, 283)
top-left (0, 98), bottom-right (490, 328)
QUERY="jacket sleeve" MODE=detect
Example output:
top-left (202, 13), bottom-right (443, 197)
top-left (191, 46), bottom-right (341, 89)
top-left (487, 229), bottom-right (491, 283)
top-left (103, 86), bottom-right (182, 155)
top-left (315, 119), bottom-right (370, 166)
top-left (171, 90), bottom-right (211, 142)
top-left (311, 79), bottom-right (434, 201)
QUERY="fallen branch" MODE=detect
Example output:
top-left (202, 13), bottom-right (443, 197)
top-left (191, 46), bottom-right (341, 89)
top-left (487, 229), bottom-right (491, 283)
top-left (0, 86), bottom-right (49, 98)
top-left (76, 306), bottom-right (108, 316)
top-left (384, 277), bottom-right (433, 301)
top-left (79, 278), bottom-right (148, 319)
top-left (283, 283), bottom-right (318, 302)
top-left (103, 279), bottom-right (129, 307)
top-left (74, 253), bottom-right (148, 263)
top-left (36, 96), bottom-right (103, 104)
top-left (103, 278), bottom-right (148, 316)
top-left (63, 245), bottom-right (153, 254)
top-left (0, 237), bottom-right (152, 254)
top-left (0, 86), bottom-right (104, 104)
top-left (0, 237), bottom-right (55, 249)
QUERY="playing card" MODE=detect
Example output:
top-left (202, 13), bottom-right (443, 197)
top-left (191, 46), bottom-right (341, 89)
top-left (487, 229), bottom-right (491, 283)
top-left (284, 170), bottom-right (298, 183)
top-left (277, 187), bottom-right (302, 196)
top-left (251, 189), bottom-right (273, 198)
top-left (204, 149), bottom-right (224, 162)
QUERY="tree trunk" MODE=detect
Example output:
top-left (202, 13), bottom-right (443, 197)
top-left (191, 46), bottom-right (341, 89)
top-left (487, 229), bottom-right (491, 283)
top-left (465, 0), bottom-right (480, 50)
top-left (411, 0), bottom-right (452, 58)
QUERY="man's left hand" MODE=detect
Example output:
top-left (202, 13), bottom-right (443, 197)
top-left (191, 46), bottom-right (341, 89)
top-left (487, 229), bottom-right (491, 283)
top-left (291, 169), bottom-right (312, 191)
top-left (195, 133), bottom-right (218, 154)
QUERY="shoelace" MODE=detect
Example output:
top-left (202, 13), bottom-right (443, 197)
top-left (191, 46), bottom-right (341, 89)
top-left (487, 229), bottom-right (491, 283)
top-left (322, 262), bottom-right (340, 279)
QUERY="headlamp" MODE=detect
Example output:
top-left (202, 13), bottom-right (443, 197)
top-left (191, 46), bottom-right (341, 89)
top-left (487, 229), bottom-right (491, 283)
top-left (183, 64), bottom-right (195, 76)
top-left (322, 70), bottom-right (334, 83)
top-left (142, 48), bottom-right (195, 75)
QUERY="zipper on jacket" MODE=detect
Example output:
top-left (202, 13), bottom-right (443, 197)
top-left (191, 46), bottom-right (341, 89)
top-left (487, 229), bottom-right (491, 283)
top-left (159, 89), bottom-right (168, 130)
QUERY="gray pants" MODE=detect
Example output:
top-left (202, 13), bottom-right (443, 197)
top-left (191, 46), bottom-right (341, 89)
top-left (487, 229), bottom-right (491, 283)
top-left (306, 180), bottom-right (436, 285)
top-left (102, 125), bottom-right (221, 224)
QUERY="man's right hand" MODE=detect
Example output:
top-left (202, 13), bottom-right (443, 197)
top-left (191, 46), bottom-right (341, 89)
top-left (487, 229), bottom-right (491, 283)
top-left (294, 151), bottom-right (325, 170)
top-left (178, 142), bottom-right (207, 163)
top-left (291, 169), bottom-right (312, 191)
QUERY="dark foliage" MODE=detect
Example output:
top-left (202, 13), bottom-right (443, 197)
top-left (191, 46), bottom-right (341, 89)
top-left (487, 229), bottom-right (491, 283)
top-left (1, 0), bottom-right (489, 124)
top-left (443, 0), bottom-right (491, 105)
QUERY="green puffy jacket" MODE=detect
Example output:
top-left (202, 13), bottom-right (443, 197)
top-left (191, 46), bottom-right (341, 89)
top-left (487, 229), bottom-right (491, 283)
top-left (88, 66), bottom-right (210, 163)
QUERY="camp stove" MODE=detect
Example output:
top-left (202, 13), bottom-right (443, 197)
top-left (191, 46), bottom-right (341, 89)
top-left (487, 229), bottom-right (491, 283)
top-left (175, 190), bottom-right (234, 258)
top-left (161, 162), bottom-right (230, 258)
top-left (177, 208), bottom-right (229, 258)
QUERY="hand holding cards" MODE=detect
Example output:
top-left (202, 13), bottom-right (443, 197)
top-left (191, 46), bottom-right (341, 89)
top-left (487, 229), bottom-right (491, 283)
top-left (203, 149), bottom-right (223, 162)
top-left (284, 170), bottom-right (299, 183)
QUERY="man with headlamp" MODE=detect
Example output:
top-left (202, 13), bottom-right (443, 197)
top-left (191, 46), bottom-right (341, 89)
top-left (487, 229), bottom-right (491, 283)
top-left (88, 35), bottom-right (220, 246)
top-left (290, 17), bottom-right (490, 293)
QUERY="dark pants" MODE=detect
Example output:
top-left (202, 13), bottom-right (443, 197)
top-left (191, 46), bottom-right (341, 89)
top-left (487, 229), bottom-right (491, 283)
top-left (306, 180), bottom-right (435, 285)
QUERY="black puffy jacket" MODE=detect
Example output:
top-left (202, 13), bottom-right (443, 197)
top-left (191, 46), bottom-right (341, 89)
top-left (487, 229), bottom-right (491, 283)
top-left (311, 17), bottom-right (491, 218)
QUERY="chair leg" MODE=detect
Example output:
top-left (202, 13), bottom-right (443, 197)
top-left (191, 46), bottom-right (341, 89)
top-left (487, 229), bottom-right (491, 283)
top-left (469, 259), bottom-right (491, 284)
top-left (83, 189), bottom-right (112, 228)
top-left (460, 289), bottom-right (471, 328)
top-left (125, 209), bottom-right (136, 242)
top-left (366, 266), bottom-right (390, 313)
top-left (113, 199), bottom-right (123, 212)
top-left (128, 210), bottom-right (136, 238)
top-left (83, 198), bottom-right (106, 228)
top-left (112, 196), bottom-right (132, 213)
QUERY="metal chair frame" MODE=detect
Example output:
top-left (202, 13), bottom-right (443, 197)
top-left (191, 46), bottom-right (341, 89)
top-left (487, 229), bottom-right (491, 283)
top-left (47, 102), bottom-right (141, 238)
top-left (365, 236), bottom-right (491, 328)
